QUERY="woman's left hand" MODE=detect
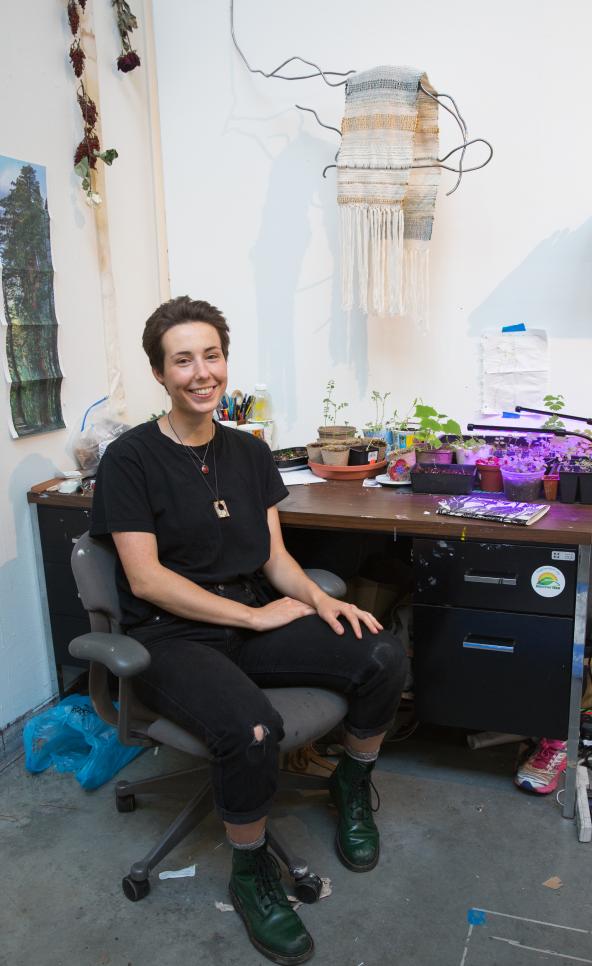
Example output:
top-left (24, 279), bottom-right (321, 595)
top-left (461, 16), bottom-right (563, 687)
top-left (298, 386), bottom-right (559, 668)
top-left (315, 596), bottom-right (383, 639)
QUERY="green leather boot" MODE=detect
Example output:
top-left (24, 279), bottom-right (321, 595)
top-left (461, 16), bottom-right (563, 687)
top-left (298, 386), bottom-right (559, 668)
top-left (229, 843), bottom-right (314, 965)
top-left (328, 754), bottom-right (380, 872)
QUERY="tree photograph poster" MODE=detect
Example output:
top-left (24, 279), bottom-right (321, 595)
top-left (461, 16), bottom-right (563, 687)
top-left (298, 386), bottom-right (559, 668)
top-left (0, 154), bottom-right (64, 437)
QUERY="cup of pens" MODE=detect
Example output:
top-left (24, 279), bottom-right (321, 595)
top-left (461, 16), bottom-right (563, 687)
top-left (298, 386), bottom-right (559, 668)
top-left (217, 391), bottom-right (254, 425)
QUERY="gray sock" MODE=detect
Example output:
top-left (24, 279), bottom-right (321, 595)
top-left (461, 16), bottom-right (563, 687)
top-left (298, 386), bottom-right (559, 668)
top-left (227, 831), bottom-right (266, 851)
top-left (344, 747), bottom-right (379, 763)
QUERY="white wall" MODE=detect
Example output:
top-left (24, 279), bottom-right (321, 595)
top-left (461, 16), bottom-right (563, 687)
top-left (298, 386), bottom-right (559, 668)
top-left (153, 0), bottom-right (592, 443)
top-left (0, 0), bottom-right (166, 729)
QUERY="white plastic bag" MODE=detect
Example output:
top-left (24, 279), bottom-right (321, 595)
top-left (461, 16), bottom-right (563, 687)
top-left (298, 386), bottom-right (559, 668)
top-left (67, 396), bottom-right (130, 476)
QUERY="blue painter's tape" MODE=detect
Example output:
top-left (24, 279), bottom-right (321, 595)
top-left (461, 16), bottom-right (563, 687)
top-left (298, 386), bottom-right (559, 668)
top-left (502, 412), bottom-right (521, 419)
top-left (467, 908), bottom-right (487, 926)
top-left (501, 323), bottom-right (526, 332)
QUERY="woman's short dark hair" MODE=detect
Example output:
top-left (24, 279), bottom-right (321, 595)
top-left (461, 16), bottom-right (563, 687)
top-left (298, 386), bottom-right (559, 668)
top-left (142, 296), bottom-right (230, 373)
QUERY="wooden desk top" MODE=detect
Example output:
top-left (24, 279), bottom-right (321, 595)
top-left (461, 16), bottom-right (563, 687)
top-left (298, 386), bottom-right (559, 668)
top-left (28, 478), bottom-right (592, 546)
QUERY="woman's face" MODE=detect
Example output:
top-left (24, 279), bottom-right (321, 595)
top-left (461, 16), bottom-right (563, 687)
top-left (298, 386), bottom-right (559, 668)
top-left (155, 321), bottom-right (228, 418)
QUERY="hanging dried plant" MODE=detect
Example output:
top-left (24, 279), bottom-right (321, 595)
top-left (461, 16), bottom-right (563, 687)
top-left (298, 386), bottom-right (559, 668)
top-left (66, 2), bottom-right (118, 207)
top-left (112, 0), bottom-right (141, 73)
top-left (67, 0), bottom-right (80, 35)
top-left (69, 39), bottom-right (85, 77)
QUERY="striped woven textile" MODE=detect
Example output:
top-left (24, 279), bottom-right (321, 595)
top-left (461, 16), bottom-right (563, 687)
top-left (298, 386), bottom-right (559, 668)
top-left (337, 66), bottom-right (440, 326)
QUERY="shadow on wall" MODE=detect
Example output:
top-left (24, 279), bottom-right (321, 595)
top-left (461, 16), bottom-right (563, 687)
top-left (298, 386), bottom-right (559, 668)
top-left (0, 452), bottom-right (59, 715)
top-left (468, 218), bottom-right (592, 337)
top-left (249, 128), bottom-right (368, 425)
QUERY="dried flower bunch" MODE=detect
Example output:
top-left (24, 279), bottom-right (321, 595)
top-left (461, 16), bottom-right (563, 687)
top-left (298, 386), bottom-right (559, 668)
top-left (113, 0), bottom-right (141, 73)
top-left (67, 1), bottom-right (118, 206)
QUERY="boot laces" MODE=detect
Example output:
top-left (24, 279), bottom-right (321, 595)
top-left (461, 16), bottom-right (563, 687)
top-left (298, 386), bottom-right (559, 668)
top-left (347, 772), bottom-right (380, 820)
top-left (253, 849), bottom-right (290, 908)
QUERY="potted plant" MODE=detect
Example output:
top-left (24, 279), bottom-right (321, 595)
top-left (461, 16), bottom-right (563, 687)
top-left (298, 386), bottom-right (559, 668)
top-left (451, 436), bottom-right (491, 465)
top-left (319, 442), bottom-right (349, 466)
top-left (476, 455), bottom-right (503, 492)
top-left (362, 390), bottom-right (392, 445)
top-left (557, 456), bottom-right (581, 504)
top-left (543, 473), bottom-right (559, 501)
top-left (349, 437), bottom-right (383, 466)
top-left (577, 456), bottom-right (592, 504)
top-left (499, 456), bottom-right (546, 502)
top-left (306, 441), bottom-right (324, 463)
top-left (542, 393), bottom-right (566, 430)
top-left (317, 380), bottom-right (354, 440)
top-left (412, 403), bottom-right (461, 464)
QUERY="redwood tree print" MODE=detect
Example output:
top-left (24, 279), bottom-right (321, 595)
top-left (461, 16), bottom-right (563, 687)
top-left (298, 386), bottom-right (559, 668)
top-left (0, 156), bottom-right (64, 436)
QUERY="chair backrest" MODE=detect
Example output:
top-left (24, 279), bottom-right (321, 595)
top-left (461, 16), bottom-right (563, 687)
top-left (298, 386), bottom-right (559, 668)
top-left (71, 531), bottom-right (122, 633)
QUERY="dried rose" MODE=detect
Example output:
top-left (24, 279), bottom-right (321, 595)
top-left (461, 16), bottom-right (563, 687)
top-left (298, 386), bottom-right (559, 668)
top-left (67, 0), bottom-right (80, 35)
top-left (69, 40), bottom-right (85, 77)
top-left (74, 134), bottom-right (101, 168)
top-left (77, 92), bottom-right (98, 127)
top-left (117, 50), bottom-right (141, 73)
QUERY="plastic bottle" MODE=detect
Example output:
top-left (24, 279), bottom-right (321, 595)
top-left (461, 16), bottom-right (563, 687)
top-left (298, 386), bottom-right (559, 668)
top-left (252, 384), bottom-right (271, 422)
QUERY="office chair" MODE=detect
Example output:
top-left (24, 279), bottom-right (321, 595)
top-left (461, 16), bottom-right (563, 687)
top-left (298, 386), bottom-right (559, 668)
top-left (69, 533), bottom-right (348, 903)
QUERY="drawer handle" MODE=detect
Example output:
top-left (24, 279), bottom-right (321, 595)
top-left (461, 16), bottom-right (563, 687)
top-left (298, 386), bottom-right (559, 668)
top-left (464, 572), bottom-right (517, 587)
top-left (463, 634), bottom-right (515, 654)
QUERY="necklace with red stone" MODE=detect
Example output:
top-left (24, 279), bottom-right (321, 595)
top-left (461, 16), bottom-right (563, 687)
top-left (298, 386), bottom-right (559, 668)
top-left (167, 412), bottom-right (213, 473)
top-left (167, 413), bottom-right (230, 519)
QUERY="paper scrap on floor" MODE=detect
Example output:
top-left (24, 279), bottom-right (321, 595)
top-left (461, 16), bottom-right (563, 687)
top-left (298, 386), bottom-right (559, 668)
top-left (158, 864), bottom-right (196, 879)
top-left (279, 469), bottom-right (326, 485)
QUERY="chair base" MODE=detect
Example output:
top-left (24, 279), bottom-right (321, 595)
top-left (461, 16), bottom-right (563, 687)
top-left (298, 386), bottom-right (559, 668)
top-left (116, 764), bottom-right (332, 902)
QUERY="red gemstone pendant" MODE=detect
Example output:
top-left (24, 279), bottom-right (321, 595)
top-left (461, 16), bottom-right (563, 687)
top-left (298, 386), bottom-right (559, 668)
top-left (201, 465), bottom-right (209, 474)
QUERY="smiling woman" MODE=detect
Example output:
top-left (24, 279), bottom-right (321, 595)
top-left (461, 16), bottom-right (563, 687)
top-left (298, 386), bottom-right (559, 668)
top-left (89, 294), bottom-right (409, 964)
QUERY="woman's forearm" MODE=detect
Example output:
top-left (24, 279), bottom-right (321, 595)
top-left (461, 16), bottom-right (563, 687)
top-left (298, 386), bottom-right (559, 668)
top-left (262, 550), bottom-right (328, 609)
top-left (131, 562), bottom-right (258, 629)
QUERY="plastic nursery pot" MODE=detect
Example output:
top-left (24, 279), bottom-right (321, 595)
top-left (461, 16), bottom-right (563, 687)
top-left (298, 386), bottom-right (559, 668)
top-left (477, 463), bottom-right (503, 492)
top-left (349, 446), bottom-right (375, 466)
top-left (306, 441), bottom-right (323, 463)
top-left (320, 444), bottom-right (349, 466)
top-left (559, 470), bottom-right (579, 504)
top-left (579, 473), bottom-right (592, 505)
top-left (500, 468), bottom-right (544, 503)
top-left (317, 425), bottom-right (355, 441)
top-left (410, 464), bottom-right (476, 495)
top-left (454, 445), bottom-right (492, 466)
top-left (415, 448), bottom-right (454, 465)
top-left (542, 475), bottom-right (559, 502)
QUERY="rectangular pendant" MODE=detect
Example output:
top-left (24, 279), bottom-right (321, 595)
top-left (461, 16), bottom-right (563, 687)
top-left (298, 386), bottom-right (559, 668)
top-left (214, 499), bottom-right (230, 519)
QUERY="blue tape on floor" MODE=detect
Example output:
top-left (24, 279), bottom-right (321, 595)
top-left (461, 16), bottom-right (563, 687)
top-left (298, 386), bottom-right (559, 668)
top-left (467, 908), bottom-right (487, 926)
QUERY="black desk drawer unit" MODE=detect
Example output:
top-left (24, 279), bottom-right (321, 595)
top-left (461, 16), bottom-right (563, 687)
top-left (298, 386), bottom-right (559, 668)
top-left (37, 505), bottom-right (91, 679)
top-left (413, 538), bottom-right (577, 738)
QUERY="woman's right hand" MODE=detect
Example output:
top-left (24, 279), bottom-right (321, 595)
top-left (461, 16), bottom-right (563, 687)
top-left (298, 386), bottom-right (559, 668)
top-left (250, 597), bottom-right (315, 632)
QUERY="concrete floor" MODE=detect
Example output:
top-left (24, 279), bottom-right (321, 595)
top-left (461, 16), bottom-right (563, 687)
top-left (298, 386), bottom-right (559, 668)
top-left (1, 727), bottom-right (591, 966)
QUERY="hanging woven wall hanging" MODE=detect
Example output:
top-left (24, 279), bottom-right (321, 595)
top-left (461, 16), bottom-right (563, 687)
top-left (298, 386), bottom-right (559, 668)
top-left (337, 66), bottom-right (440, 326)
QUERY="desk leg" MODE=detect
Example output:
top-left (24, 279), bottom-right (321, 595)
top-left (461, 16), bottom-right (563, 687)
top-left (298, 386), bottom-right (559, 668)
top-left (563, 543), bottom-right (590, 820)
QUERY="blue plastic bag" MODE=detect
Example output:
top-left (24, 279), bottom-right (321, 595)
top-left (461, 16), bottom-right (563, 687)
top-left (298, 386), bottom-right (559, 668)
top-left (23, 695), bottom-right (143, 790)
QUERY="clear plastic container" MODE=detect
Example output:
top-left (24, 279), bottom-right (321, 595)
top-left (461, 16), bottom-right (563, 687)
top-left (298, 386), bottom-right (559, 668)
top-left (501, 468), bottom-right (544, 502)
top-left (252, 384), bottom-right (271, 421)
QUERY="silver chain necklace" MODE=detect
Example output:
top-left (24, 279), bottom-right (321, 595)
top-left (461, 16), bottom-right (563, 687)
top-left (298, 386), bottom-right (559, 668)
top-left (167, 413), bottom-right (230, 519)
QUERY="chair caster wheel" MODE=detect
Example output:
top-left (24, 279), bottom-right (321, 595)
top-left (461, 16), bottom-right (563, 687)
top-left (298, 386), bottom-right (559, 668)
top-left (122, 875), bottom-right (150, 902)
top-left (116, 793), bottom-right (136, 813)
top-left (293, 872), bottom-right (323, 904)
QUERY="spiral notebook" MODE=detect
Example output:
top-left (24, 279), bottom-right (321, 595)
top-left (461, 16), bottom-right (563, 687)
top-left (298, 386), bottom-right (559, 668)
top-left (437, 495), bottom-right (550, 526)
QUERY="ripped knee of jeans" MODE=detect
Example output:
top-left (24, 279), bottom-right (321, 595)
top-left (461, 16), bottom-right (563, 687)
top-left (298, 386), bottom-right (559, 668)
top-left (250, 723), bottom-right (270, 746)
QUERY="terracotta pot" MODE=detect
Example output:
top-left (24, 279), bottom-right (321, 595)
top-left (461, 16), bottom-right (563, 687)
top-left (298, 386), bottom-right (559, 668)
top-left (543, 475), bottom-right (559, 501)
top-left (477, 464), bottom-right (503, 492)
top-left (317, 425), bottom-right (355, 441)
top-left (416, 448), bottom-right (454, 465)
top-left (306, 441), bottom-right (323, 463)
top-left (320, 445), bottom-right (349, 466)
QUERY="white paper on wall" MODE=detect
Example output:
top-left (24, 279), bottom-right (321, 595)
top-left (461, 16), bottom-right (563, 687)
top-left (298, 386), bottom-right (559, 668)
top-left (481, 329), bottom-right (548, 414)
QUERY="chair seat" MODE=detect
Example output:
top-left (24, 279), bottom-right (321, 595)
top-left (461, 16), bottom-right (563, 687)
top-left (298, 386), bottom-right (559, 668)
top-left (146, 687), bottom-right (348, 757)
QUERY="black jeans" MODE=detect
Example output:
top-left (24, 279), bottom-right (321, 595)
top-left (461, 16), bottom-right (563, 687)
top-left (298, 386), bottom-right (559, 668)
top-left (129, 578), bottom-right (409, 824)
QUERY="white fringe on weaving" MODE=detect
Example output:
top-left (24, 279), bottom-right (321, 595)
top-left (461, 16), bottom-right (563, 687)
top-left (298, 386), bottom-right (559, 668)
top-left (340, 205), bottom-right (405, 317)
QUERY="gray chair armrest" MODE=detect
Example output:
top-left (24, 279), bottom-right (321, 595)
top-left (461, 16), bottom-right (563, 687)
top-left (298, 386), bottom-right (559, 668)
top-left (69, 632), bottom-right (151, 678)
top-left (304, 568), bottom-right (347, 599)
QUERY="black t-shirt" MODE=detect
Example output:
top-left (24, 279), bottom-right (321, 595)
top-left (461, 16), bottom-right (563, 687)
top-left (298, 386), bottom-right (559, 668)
top-left (90, 420), bottom-right (289, 627)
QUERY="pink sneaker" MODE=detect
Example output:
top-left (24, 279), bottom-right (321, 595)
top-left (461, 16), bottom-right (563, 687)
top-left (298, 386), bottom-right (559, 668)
top-left (514, 739), bottom-right (567, 794)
